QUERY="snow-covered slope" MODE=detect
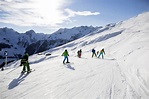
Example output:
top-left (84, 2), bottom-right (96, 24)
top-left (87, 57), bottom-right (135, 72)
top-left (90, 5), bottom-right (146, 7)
top-left (0, 12), bottom-right (149, 99)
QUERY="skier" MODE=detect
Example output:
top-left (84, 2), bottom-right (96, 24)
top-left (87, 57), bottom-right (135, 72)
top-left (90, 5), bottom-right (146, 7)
top-left (92, 48), bottom-right (97, 57)
top-left (77, 49), bottom-right (82, 58)
top-left (98, 48), bottom-right (105, 59)
top-left (97, 51), bottom-right (99, 55)
top-left (21, 53), bottom-right (31, 73)
top-left (62, 49), bottom-right (70, 64)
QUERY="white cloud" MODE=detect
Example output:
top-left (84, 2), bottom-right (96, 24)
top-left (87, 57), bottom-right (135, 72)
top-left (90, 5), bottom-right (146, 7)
top-left (65, 8), bottom-right (100, 17)
top-left (0, 0), bottom-right (100, 28)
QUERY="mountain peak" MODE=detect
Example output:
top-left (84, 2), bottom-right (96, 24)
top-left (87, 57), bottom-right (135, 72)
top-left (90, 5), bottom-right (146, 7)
top-left (0, 27), bottom-right (17, 34)
top-left (25, 30), bottom-right (36, 35)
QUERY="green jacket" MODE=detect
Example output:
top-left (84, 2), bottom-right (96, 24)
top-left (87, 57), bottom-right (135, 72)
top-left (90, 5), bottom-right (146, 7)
top-left (62, 51), bottom-right (69, 56)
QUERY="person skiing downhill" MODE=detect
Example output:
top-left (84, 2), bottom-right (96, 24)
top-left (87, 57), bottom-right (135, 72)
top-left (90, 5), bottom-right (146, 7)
top-left (98, 48), bottom-right (105, 59)
top-left (92, 48), bottom-right (97, 57)
top-left (62, 49), bottom-right (70, 64)
top-left (21, 53), bottom-right (31, 73)
top-left (77, 49), bottom-right (82, 58)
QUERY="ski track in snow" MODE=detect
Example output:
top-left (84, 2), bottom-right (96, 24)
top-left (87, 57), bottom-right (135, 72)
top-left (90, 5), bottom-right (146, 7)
top-left (0, 49), bottom-right (147, 99)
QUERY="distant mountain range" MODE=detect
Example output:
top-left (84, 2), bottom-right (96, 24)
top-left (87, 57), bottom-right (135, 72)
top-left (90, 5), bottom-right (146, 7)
top-left (1, 25), bottom-right (116, 65)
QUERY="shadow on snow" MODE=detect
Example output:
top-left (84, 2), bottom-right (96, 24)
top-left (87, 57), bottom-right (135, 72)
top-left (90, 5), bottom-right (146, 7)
top-left (99, 58), bottom-right (116, 61)
top-left (104, 58), bottom-right (116, 61)
top-left (45, 55), bottom-right (59, 60)
top-left (8, 73), bottom-right (29, 89)
top-left (30, 55), bottom-right (58, 65)
top-left (65, 64), bottom-right (75, 70)
top-left (30, 57), bottom-right (46, 65)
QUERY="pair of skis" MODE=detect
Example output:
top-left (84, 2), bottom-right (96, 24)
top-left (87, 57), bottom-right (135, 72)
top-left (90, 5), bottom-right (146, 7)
top-left (21, 69), bottom-right (35, 74)
top-left (63, 62), bottom-right (74, 65)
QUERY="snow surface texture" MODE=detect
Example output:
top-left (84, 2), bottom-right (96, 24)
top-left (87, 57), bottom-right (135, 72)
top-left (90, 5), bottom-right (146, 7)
top-left (0, 12), bottom-right (149, 99)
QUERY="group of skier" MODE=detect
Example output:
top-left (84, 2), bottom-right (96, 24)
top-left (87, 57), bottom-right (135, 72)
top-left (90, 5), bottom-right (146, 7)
top-left (61, 49), bottom-right (83, 64)
top-left (8, 48), bottom-right (105, 73)
top-left (61, 48), bottom-right (105, 64)
top-left (92, 48), bottom-right (105, 59)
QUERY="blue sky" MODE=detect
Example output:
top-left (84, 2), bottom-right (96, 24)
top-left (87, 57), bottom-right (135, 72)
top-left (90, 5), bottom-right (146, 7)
top-left (0, 0), bottom-right (149, 34)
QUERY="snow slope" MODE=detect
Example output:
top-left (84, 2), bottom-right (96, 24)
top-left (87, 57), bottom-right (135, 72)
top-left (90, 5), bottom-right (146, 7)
top-left (0, 12), bottom-right (149, 99)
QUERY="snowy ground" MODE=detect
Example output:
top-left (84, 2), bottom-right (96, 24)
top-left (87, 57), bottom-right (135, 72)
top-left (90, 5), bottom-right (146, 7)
top-left (0, 12), bottom-right (149, 99)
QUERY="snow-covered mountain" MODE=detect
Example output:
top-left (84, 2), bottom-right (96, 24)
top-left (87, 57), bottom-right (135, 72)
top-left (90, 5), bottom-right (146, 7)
top-left (0, 28), bottom-right (48, 53)
top-left (1, 11), bottom-right (149, 99)
top-left (26, 26), bottom-right (102, 55)
top-left (0, 28), bottom-right (49, 65)
top-left (0, 26), bottom-right (101, 66)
